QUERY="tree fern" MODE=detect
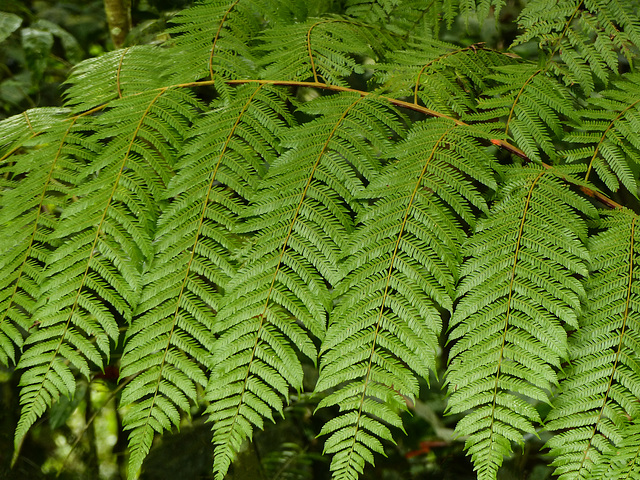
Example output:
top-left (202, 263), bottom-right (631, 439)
top-left (4, 0), bottom-right (640, 479)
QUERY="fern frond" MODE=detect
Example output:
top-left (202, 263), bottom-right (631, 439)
top-left (375, 39), bottom-right (509, 117)
top-left (513, 0), bottom-right (640, 94)
top-left (7, 1), bottom-right (640, 478)
top-left (472, 63), bottom-right (579, 162)
top-left (0, 107), bottom-right (65, 157)
top-left (446, 165), bottom-right (596, 480)
top-left (343, 0), bottom-right (398, 23)
top-left (545, 208), bottom-right (640, 480)
top-left (343, 0), bottom-right (504, 34)
top-left (259, 17), bottom-right (398, 86)
top-left (13, 88), bottom-right (198, 460)
top-left (63, 46), bottom-right (171, 113)
top-left (166, 0), bottom-right (310, 84)
top-left (598, 421), bottom-right (640, 479)
top-left (118, 83), bottom-right (292, 478)
top-left (0, 108), bottom-right (80, 367)
top-left (315, 119), bottom-right (496, 480)
top-left (166, 0), bottom-right (264, 83)
top-left (563, 72), bottom-right (640, 194)
top-left (206, 92), bottom-right (402, 480)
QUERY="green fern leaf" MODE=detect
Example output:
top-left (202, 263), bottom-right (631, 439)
top-left (119, 83), bottom-right (292, 478)
top-left (13, 87), bottom-right (197, 462)
top-left (259, 17), bottom-right (398, 86)
top-left (546, 208), bottom-right (640, 480)
top-left (513, 0), bottom-right (640, 94)
top-left (206, 92), bottom-right (402, 480)
top-left (166, 0), bottom-right (309, 85)
top-left (342, 0), bottom-right (437, 36)
top-left (315, 119), bottom-right (495, 480)
top-left (166, 0), bottom-right (266, 83)
top-left (0, 107), bottom-right (64, 156)
top-left (262, 441), bottom-right (321, 480)
top-left (563, 72), bottom-right (640, 195)
top-left (472, 63), bottom-right (579, 162)
top-left (375, 39), bottom-right (509, 117)
top-left (343, 0), bottom-right (504, 34)
top-left (63, 46), bottom-right (171, 113)
top-left (597, 421), bottom-right (640, 479)
top-left (343, 0), bottom-right (398, 22)
top-left (0, 108), bottom-right (76, 367)
top-left (6, 1), bottom-right (640, 478)
top-left (446, 165), bottom-right (596, 480)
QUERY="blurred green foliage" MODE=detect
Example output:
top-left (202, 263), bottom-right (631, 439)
top-left (0, 0), bottom-right (193, 119)
top-left (0, 0), bottom-right (103, 118)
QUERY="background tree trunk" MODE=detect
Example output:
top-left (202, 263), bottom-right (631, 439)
top-left (103, 0), bottom-right (131, 49)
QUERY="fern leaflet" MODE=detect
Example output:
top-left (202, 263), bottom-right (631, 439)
top-left (546, 209), bottom-right (640, 479)
top-left (206, 92), bottom-right (401, 479)
top-left (563, 72), bottom-right (640, 194)
top-left (259, 17), bottom-right (398, 86)
top-left (598, 421), bottom-right (640, 478)
top-left (446, 165), bottom-right (596, 480)
top-left (471, 63), bottom-right (579, 162)
top-left (315, 119), bottom-right (495, 480)
top-left (63, 46), bottom-right (171, 113)
top-left (13, 87), bottom-right (196, 461)
top-left (118, 83), bottom-right (292, 477)
top-left (375, 39), bottom-right (509, 117)
top-left (514, 0), bottom-right (640, 94)
top-left (0, 108), bottom-right (81, 366)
